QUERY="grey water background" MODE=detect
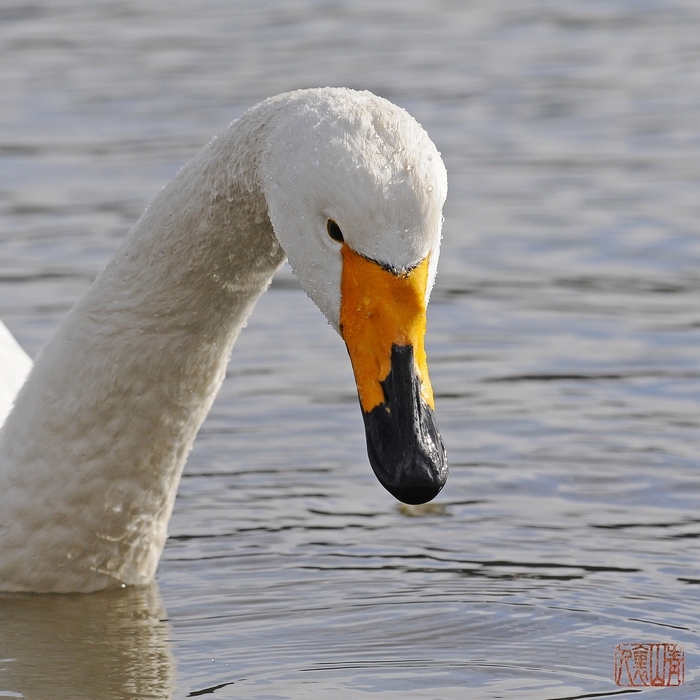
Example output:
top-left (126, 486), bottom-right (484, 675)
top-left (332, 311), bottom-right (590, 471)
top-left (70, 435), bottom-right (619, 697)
top-left (1, 0), bottom-right (700, 697)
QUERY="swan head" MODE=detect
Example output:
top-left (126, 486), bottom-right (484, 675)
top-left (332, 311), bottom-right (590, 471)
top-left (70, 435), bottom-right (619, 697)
top-left (260, 88), bottom-right (448, 504)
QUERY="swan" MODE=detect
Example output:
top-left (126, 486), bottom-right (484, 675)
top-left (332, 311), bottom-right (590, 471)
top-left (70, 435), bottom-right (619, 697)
top-left (0, 321), bottom-right (32, 427)
top-left (0, 88), bottom-right (448, 593)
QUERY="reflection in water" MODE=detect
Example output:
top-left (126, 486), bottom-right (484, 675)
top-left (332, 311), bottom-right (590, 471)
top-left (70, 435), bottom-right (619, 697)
top-left (0, 584), bottom-right (175, 700)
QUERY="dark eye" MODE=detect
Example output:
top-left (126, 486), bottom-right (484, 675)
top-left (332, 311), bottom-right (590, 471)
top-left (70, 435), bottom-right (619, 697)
top-left (326, 219), bottom-right (344, 243)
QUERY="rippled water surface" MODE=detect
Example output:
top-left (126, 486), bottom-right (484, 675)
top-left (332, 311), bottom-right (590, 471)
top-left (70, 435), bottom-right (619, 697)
top-left (2, 1), bottom-right (700, 697)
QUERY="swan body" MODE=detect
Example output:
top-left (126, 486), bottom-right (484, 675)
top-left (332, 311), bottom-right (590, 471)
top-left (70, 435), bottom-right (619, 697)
top-left (0, 88), bottom-right (448, 592)
top-left (0, 321), bottom-right (32, 426)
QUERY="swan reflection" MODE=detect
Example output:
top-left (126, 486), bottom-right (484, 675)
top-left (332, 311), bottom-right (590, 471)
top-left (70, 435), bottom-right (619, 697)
top-left (0, 583), bottom-right (175, 699)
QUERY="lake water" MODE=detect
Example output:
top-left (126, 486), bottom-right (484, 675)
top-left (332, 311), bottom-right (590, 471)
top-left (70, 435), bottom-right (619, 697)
top-left (2, 0), bottom-right (700, 697)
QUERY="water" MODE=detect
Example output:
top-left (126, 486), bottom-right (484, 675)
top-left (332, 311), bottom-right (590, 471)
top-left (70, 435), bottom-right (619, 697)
top-left (2, 0), bottom-right (700, 697)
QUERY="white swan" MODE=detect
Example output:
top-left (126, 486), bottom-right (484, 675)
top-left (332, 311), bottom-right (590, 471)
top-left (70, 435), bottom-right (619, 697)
top-left (0, 321), bottom-right (32, 427)
top-left (0, 88), bottom-right (448, 593)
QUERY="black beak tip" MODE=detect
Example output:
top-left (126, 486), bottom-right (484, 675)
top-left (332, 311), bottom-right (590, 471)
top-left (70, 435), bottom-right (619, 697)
top-left (360, 343), bottom-right (449, 505)
top-left (366, 429), bottom-right (449, 505)
top-left (381, 463), bottom-right (448, 505)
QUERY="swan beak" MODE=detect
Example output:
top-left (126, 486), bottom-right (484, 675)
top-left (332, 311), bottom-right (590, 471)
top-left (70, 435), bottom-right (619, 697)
top-left (339, 244), bottom-right (448, 505)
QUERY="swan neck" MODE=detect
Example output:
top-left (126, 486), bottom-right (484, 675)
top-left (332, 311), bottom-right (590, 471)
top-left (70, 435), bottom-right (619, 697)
top-left (0, 115), bottom-right (285, 592)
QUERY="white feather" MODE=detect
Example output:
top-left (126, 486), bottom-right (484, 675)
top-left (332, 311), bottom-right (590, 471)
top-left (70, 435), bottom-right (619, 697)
top-left (0, 321), bottom-right (32, 427)
top-left (0, 88), bottom-right (447, 592)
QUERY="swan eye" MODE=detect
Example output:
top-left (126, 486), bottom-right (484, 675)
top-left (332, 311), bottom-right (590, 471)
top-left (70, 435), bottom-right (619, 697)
top-left (326, 219), bottom-right (344, 243)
